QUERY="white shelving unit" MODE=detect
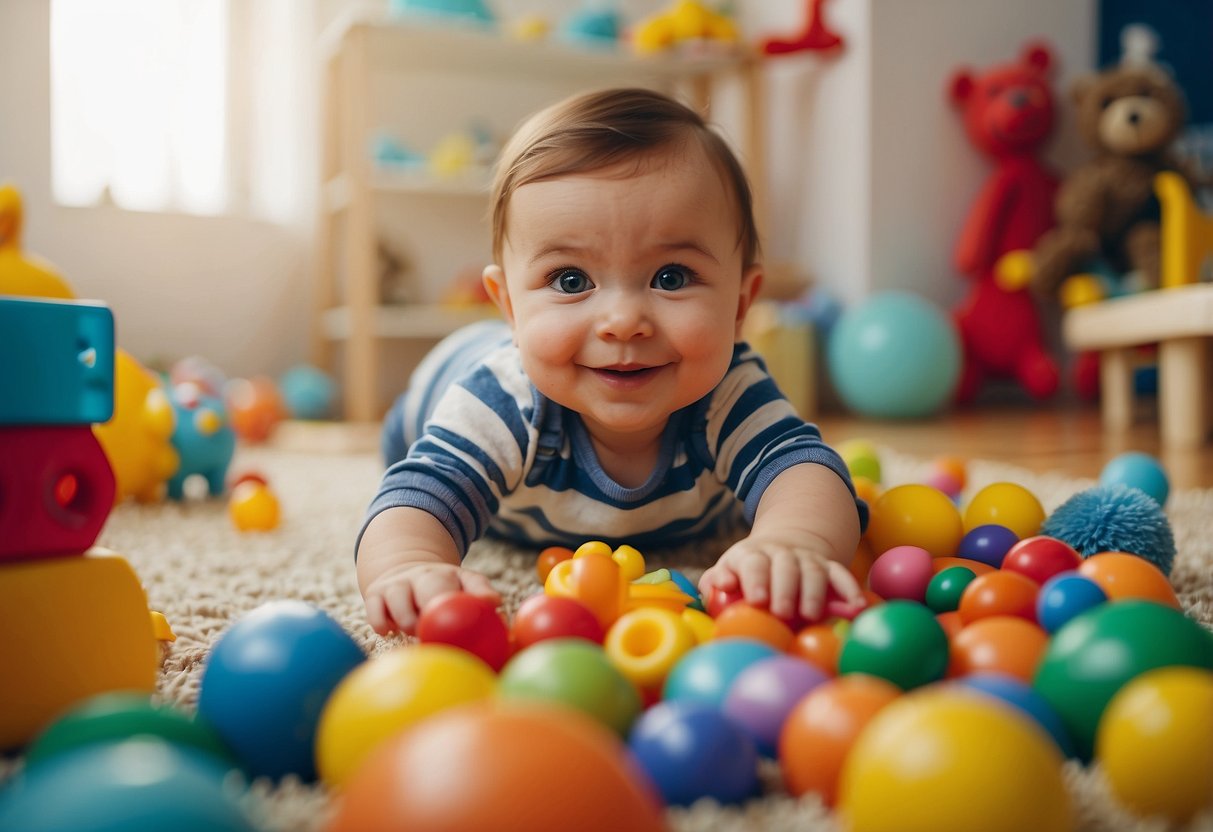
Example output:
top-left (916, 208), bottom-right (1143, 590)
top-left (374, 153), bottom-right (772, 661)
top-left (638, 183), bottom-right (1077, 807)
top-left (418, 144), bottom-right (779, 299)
top-left (313, 9), bottom-right (763, 422)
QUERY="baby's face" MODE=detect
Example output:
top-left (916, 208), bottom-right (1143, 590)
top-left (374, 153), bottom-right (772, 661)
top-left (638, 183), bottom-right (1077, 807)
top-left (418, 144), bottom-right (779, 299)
top-left (485, 141), bottom-right (761, 448)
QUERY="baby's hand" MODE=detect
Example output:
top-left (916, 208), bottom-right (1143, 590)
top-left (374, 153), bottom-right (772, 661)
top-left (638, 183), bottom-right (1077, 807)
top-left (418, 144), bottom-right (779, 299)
top-left (362, 561), bottom-right (501, 636)
top-left (699, 532), bottom-right (862, 623)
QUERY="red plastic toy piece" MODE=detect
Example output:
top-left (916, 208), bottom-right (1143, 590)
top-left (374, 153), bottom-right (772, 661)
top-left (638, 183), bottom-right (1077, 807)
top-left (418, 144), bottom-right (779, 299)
top-left (762, 0), bottom-right (844, 55)
top-left (0, 426), bottom-right (116, 561)
top-left (947, 42), bottom-right (1063, 403)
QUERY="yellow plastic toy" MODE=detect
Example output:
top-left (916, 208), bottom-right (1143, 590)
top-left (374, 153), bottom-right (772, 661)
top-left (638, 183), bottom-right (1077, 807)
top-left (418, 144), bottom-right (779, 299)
top-left (93, 350), bottom-right (179, 503)
top-left (604, 607), bottom-right (696, 694)
top-left (0, 547), bottom-right (160, 749)
top-left (632, 0), bottom-right (738, 55)
top-left (0, 183), bottom-right (75, 299)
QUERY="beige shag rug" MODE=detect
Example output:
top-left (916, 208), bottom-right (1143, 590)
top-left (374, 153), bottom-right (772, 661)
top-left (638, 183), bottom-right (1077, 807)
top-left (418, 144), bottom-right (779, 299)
top-left (13, 443), bottom-right (1213, 831)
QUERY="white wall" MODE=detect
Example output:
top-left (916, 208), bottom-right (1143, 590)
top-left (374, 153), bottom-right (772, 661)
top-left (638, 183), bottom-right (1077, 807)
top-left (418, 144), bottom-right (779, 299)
top-left (0, 0), bottom-right (1098, 380)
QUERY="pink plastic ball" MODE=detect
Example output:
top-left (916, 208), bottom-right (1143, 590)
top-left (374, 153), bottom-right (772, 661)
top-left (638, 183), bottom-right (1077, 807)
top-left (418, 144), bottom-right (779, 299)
top-left (867, 546), bottom-right (935, 603)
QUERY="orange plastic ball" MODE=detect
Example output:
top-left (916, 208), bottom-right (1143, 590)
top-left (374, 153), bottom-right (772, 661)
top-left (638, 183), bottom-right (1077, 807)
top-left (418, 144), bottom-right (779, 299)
top-left (935, 610), bottom-right (964, 640)
top-left (1077, 552), bottom-right (1180, 609)
top-left (536, 546), bottom-right (574, 583)
top-left (791, 623), bottom-right (842, 675)
top-left (850, 540), bottom-right (877, 585)
top-left (867, 485), bottom-right (964, 558)
top-left (948, 616), bottom-right (1049, 682)
top-left (933, 456), bottom-right (968, 491)
top-left (228, 481), bottom-right (280, 532)
top-left (957, 570), bottom-right (1039, 625)
top-left (712, 603), bottom-right (794, 651)
top-left (963, 482), bottom-right (1045, 539)
top-left (328, 703), bottom-right (666, 832)
top-left (778, 674), bottom-right (902, 806)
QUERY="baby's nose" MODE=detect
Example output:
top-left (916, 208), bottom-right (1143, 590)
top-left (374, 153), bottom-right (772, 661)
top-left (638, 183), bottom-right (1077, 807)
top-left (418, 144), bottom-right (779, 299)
top-left (596, 292), bottom-right (654, 340)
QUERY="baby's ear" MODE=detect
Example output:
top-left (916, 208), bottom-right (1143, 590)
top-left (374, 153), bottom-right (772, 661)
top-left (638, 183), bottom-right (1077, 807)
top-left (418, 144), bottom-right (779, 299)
top-left (734, 265), bottom-right (763, 337)
top-left (482, 265), bottom-right (514, 326)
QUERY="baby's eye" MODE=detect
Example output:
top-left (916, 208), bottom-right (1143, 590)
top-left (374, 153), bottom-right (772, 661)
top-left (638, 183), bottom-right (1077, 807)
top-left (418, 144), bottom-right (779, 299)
top-left (652, 265), bottom-right (693, 291)
top-left (551, 269), bottom-right (593, 294)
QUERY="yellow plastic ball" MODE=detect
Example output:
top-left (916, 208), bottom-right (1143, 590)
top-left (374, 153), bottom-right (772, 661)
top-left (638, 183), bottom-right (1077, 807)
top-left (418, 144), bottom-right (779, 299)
top-left (866, 484), bottom-right (964, 558)
top-left (1097, 667), bottom-right (1213, 824)
top-left (315, 644), bottom-right (496, 787)
top-left (992, 249), bottom-right (1035, 291)
top-left (574, 540), bottom-right (613, 559)
top-left (604, 607), bottom-right (696, 692)
top-left (611, 545), bottom-right (646, 582)
top-left (838, 689), bottom-right (1072, 832)
top-left (963, 482), bottom-right (1045, 539)
top-left (1059, 273), bottom-right (1106, 309)
top-left (228, 481), bottom-right (280, 532)
top-left (681, 607), bottom-right (716, 644)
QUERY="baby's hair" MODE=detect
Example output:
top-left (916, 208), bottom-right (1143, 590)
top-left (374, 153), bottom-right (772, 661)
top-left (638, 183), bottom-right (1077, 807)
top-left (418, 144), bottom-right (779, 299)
top-left (490, 87), bottom-right (759, 267)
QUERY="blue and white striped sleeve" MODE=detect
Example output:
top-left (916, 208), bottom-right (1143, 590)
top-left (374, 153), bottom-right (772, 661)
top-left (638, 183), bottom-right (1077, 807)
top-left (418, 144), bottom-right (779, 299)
top-left (359, 350), bottom-right (538, 558)
top-left (703, 346), bottom-right (868, 530)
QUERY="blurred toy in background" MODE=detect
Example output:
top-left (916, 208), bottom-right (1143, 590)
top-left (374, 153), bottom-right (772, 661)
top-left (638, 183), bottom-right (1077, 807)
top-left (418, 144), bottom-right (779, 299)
top-left (632, 1), bottom-right (738, 55)
top-left (761, 0), bottom-right (843, 55)
top-left (1032, 26), bottom-right (1198, 299)
top-left (370, 133), bottom-right (426, 171)
top-left (562, 1), bottom-right (621, 46)
top-left (94, 350), bottom-right (179, 504)
top-left (946, 41), bottom-right (1061, 404)
top-left (228, 474), bottom-right (281, 532)
top-left (169, 355), bottom-right (228, 398)
top-left (280, 364), bottom-right (337, 421)
top-left (225, 376), bottom-right (287, 444)
top-left (389, 0), bottom-right (493, 26)
top-left (509, 14), bottom-right (550, 41)
top-left (0, 183), bottom-right (75, 299)
top-left (165, 382), bottom-right (236, 500)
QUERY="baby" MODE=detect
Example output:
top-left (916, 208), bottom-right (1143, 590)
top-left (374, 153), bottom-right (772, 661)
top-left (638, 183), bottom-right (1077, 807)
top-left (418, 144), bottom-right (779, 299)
top-left (357, 87), bottom-right (867, 635)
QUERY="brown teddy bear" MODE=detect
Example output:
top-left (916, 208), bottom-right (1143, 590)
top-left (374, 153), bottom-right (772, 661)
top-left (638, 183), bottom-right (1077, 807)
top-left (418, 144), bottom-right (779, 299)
top-left (1031, 58), bottom-right (1193, 296)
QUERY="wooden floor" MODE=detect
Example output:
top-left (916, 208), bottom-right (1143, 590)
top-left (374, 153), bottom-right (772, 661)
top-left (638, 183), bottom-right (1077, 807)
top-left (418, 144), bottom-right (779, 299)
top-left (816, 401), bottom-right (1213, 491)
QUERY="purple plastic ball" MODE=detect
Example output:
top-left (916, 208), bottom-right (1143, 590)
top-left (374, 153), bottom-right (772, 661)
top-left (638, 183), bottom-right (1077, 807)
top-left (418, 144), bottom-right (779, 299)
top-left (722, 656), bottom-right (829, 757)
top-left (956, 524), bottom-right (1019, 568)
top-left (867, 545), bottom-right (934, 602)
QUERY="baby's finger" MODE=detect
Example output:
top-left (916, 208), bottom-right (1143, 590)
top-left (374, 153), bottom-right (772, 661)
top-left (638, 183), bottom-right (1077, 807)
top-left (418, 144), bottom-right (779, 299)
top-left (365, 593), bottom-right (392, 636)
top-left (737, 553), bottom-right (772, 607)
top-left (825, 560), bottom-right (864, 603)
top-left (768, 552), bottom-right (801, 619)
top-left (798, 559), bottom-right (827, 621)
top-left (382, 581), bottom-right (419, 635)
top-left (460, 570), bottom-right (502, 605)
top-left (698, 563), bottom-right (740, 596)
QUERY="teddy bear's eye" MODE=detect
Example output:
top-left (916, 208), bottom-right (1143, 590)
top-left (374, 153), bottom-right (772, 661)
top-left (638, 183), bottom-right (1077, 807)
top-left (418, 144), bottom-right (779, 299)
top-left (1100, 96), bottom-right (1115, 110)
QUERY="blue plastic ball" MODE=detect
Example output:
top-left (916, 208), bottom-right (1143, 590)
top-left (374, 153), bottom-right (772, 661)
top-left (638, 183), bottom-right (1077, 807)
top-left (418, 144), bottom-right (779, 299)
top-left (826, 291), bottom-right (961, 419)
top-left (662, 638), bottom-right (778, 708)
top-left (0, 739), bottom-right (254, 832)
top-left (197, 601), bottom-right (365, 781)
top-left (956, 524), bottom-right (1020, 568)
top-left (1099, 452), bottom-right (1169, 506)
top-left (279, 364), bottom-right (336, 420)
top-left (955, 673), bottom-right (1076, 758)
top-left (628, 701), bottom-right (760, 806)
top-left (1036, 572), bottom-right (1107, 634)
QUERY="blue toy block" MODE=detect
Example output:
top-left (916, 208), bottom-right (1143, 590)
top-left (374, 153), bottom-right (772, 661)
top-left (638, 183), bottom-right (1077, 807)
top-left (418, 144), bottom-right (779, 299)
top-left (0, 296), bottom-right (115, 425)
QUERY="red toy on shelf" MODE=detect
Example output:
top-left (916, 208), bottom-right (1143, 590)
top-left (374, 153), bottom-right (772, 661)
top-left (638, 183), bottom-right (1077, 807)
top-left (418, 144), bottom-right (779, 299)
top-left (947, 42), bottom-right (1062, 403)
top-left (762, 0), bottom-right (843, 55)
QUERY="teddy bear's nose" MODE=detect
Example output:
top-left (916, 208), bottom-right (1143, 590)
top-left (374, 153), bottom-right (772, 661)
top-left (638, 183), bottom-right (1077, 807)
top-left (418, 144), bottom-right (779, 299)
top-left (1009, 89), bottom-right (1028, 108)
top-left (1127, 110), bottom-right (1141, 125)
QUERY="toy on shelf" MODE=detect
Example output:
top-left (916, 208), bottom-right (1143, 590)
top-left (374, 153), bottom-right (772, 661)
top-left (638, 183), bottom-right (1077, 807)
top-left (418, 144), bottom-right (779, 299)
top-left (0, 183), bottom-right (75, 299)
top-left (93, 350), bottom-right (179, 504)
top-left (388, 0), bottom-right (493, 26)
top-left (761, 0), bottom-right (843, 55)
top-left (561, 2), bottom-right (621, 45)
top-left (946, 42), bottom-right (1062, 403)
top-left (165, 382), bottom-right (236, 500)
top-left (1032, 27), bottom-right (1198, 299)
top-left (631, 1), bottom-right (738, 55)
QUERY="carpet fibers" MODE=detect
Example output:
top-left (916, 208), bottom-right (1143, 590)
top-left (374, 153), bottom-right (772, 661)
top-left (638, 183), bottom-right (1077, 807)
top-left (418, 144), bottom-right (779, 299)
top-left (9, 444), bottom-right (1213, 831)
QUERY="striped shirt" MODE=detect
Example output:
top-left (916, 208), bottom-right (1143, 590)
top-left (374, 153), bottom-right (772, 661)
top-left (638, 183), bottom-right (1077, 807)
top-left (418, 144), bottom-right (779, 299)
top-left (363, 320), bottom-right (866, 557)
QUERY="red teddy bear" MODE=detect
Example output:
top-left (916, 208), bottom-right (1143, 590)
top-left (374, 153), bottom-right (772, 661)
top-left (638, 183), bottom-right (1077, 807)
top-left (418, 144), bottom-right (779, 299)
top-left (947, 42), bottom-right (1061, 403)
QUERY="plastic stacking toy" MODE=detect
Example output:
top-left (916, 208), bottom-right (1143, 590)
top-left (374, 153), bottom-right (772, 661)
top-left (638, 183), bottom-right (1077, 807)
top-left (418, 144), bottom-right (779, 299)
top-left (0, 183), bottom-right (75, 299)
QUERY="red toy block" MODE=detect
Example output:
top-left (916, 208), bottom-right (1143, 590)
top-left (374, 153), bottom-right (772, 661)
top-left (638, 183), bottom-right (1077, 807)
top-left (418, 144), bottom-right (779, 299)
top-left (0, 425), bottom-right (116, 561)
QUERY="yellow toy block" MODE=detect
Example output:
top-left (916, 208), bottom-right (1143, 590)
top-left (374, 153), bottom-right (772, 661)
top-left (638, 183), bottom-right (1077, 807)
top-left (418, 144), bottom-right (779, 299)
top-left (0, 183), bottom-right (76, 299)
top-left (1156, 171), bottom-right (1213, 288)
top-left (0, 548), bottom-right (159, 750)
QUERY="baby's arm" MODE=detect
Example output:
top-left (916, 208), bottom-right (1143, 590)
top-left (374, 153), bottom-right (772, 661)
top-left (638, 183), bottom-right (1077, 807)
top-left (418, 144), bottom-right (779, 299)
top-left (357, 506), bottom-right (501, 636)
top-left (699, 462), bottom-right (862, 622)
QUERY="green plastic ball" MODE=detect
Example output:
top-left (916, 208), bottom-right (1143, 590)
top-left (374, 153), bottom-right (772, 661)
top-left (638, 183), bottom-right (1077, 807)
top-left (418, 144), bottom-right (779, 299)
top-left (498, 639), bottom-right (641, 736)
top-left (1033, 600), bottom-right (1213, 760)
top-left (838, 601), bottom-right (949, 690)
top-left (925, 566), bottom-right (977, 613)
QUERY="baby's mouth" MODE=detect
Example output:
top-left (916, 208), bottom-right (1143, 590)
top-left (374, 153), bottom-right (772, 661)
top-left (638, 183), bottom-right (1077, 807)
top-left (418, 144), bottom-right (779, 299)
top-left (592, 364), bottom-right (662, 386)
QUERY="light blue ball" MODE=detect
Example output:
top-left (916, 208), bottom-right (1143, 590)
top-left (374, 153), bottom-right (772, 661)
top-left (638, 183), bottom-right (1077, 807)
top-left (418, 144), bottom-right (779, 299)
top-left (661, 638), bottom-right (778, 708)
top-left (827, 291), bottom-right (961, 419)
top-left (1099, 451), bottom-right (1169, 506)
top-left (0, 739), bottom-right (254, 832)
top-left (280, 364), bottom-right (336, 420)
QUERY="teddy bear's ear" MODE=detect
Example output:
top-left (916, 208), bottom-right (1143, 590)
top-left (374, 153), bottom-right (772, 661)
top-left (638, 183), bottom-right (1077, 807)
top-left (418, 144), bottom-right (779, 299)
top-left (1023, 40), bottom-right (1055, 74)
top-left (1069, 74), bottom-right (1095, 106)
top-left (948, 71), bottom-right (975, 105)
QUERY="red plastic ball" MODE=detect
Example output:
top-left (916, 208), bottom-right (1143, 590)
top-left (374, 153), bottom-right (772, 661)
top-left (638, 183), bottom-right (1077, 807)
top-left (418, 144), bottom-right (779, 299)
top-left (416, 592), bottom-right (511, 672)
top-left (512, 594), bottom-right (604, 649)
top-left (1001, 536), bottom-right (1082, 585)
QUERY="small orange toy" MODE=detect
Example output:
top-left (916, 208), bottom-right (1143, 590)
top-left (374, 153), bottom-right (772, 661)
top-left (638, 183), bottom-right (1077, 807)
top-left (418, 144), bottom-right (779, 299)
top-left (228, 479), bottom-right (281, 532)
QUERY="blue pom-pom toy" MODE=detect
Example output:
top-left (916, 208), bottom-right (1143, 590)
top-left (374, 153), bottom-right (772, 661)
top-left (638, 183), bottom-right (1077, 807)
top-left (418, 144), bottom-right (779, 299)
top-left (1040, 484), bottom-right (1176, 575)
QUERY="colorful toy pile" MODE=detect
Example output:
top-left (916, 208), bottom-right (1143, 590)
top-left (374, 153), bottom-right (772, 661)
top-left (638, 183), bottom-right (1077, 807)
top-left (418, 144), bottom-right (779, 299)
top-left (0, 295), bottom-right (166, 752)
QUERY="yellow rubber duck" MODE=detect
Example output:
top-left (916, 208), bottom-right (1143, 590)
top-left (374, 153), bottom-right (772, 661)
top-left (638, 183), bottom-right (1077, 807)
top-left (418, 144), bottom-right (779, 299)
top-left (0, 183), bottom-right (75, 299)
top-left (633, 1), bottom-right (738, 54)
